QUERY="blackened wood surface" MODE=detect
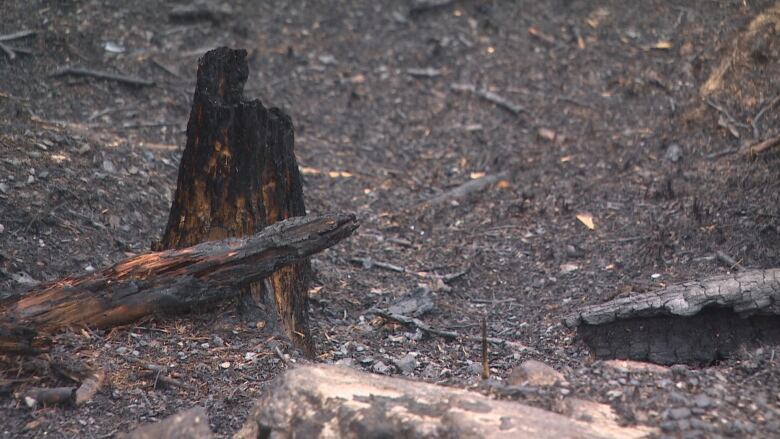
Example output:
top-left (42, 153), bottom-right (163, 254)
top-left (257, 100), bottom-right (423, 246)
top-left (564, 269), bottom-right (780, 364)
top-left (156, 47), bottom-right (313, 354)
top-left (564, 269), bottom-right (780, 327)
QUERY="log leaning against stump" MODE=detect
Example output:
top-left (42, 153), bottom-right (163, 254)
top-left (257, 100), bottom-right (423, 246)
top-left (154, 47), bottom-right (315, 354)
top-left (564, 269), bottom-right (780, 364)
top-left (0, 214), bottom-right (357, 351)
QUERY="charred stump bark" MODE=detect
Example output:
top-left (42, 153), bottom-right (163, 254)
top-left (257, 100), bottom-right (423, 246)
top-left (0, 214), bottom-right (356, 350)
top-left (155, 47), bottom-right (314, 355)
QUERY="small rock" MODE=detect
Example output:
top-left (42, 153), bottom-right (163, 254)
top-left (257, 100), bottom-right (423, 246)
top-left (507, 360), bottom-right (568, 387)
top-left (668, 407), bottom-right (691, 420)
top-left (26, 175), bottom-right (35, 184)
top-left (318, 54), bottom-right (337, 65)
top-left (78, 144), bottom-right (91, 154)
top-left (128, 165), bottom-right (139, 175)
top-left (694, 393), bottom-right (713, 408)
top-left (0, 224), bottom-right (4, 233)
top-left (467, 360), bottom-right (483, 376)
top-left (220, 361), bottom-right (231, 369)
top-left (116, 346), bottom-right (128, 355)
top-left (85, 265), bottom-right (96, 273)
top-left (559, 263), bottom-right (579, 274)
top-left (211, 335), bottom-right (224, 347)
top-left (388, 286), bottom-right (435, 317)
top-left (393, 353), bottom-right (419, 374)
top-left (538, 128), bottom-right (557, 142)
top-left (664, 143), bottom-right (683, 162)
top-left (335, 358), bottom-right (354, 367)
top-left (0, 182), bottom-right (8, 194)
top-left (102, 159), bottom-right (116, 173)
top-left (372, 361), bottom-right (392, 374)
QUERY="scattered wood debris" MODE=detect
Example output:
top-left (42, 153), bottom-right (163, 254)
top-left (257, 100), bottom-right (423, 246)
top-left (451, 83), bottom-right (525, 115)
top-left (49, 67), bottom-right (155, 87)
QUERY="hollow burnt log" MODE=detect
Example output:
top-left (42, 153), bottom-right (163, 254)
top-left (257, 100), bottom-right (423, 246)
top-left (0, 214), bottom-right (357, 339)
top-left (155, 47), bottom-right (314, 355)
top-left (564, 269), bottom-right (780, 364)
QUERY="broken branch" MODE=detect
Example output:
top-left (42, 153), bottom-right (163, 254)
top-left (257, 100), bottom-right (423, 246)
top-left (451, 83), bottom-right (525, 115)
top-left (49, 67), bottom-right (155, 87)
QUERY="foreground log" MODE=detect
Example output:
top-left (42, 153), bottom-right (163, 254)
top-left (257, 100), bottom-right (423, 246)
top-left (155, 47), bottom-right (313, 355)
top-left (564, 269), bottom-right (780, 364)
top-left (234, 365), bottom-right (655, 439)
top-left (119, 406), bottom-right (212, 439)
top-left (0, 214), bottom-right (357, 340)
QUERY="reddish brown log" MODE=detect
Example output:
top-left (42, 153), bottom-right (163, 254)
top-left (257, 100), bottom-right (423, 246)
top-left (155, 47), bottom-right (314, 355)
top-left (0, 214), bottom-right (357, 336)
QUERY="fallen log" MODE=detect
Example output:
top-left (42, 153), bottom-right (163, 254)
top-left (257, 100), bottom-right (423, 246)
top-left (564, 269), bottom-right (780, 364)
top-left (234, 364), bottom-right (655, 439)
top-left (0, 214), bottom-right (357, 341)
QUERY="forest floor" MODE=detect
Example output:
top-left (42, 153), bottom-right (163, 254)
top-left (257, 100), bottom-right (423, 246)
top-left (1, 0), bottom-right (779, 437)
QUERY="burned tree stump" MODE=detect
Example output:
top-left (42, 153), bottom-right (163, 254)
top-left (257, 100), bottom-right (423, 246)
top-left (156, 47), bottom-right (314, 354)
top-left (564, 269), bottom-right (780, 364)
top-left (0, 214), bottom-right (357, 349)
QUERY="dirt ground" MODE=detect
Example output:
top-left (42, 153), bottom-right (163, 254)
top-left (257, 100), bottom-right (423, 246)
top-left (1, 0), bottom-right (780, 437)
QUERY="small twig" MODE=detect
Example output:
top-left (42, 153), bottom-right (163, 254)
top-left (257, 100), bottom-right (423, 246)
top-left (604, 236), bottom-right (646, 243)
top-left (715, 250), bottom-right (744, 271)
top-left (706, 147), bottom-right (741, 160)
top-left (0, 42), bottom-right (16, 60)
top-left (706, 98), bottom-right (749, 129)
top-left (274, 345), bottom-right (290, 366)
top-left (414, 171), bottom-right (509, 208)
top-left (751, 95), bottom-right (780, 139)
top-left (0, 30), bottom-right (36, 42)
top-left (557, 95), bottom-right (596, 109)
top-left (451, 83), bottom-right (525, 115)
top-left (470, 298), bottom-right (516, 305)
top-left (350, 257), bottom-right (406, 273)
top-left (407, 67), bottom-right (442, 78)
top-left (50, 67), bottom-right (155, 87)
top-left (441, 269), bottom-right (469, 284)
top-left (481, 316), bottom-right (489, 380)
top-left (123, 356), bottom-right (196, 391)
top-left (742, 134), bottom-right (780, 156)
top-left (121, 121), bottom-right (182, 129)
top-left (150, 58), bottom-right (182, 79)
top-left (374, 309), bottom-right (508, 345)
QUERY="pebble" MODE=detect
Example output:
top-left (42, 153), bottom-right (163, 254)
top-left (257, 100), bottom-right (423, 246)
top-left (508, 360), bottom-right (568, 387)
top-left (372, 361), bottom-right (392, 374)
top-left (393, 353), bottom-right (419, 374)
top-left (694, 393), bottom-right (713, 408)
top-left (668, 407), bottom-right (691, 420)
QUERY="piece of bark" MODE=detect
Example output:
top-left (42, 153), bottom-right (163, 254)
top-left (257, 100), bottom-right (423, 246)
top-left (17, 387), bottom-right (75, 407)
top-left (0, 214), bottom-right (357, 337)
top-left (75, 368), bottom-right (105, 406)
top-left (156, 47), bottom-right (313, 355)
top-left (564, 269), bottom-right (780, 364)
top-left (234, 364), bottom-right (655, 439)
top-left (119, 406), bottom-right (212, 439)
